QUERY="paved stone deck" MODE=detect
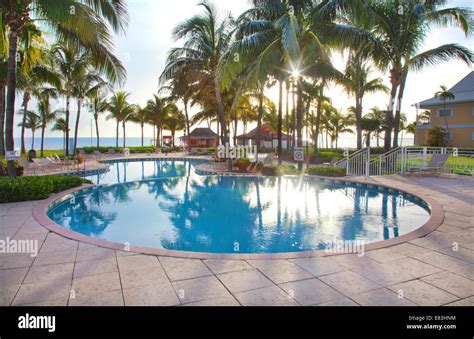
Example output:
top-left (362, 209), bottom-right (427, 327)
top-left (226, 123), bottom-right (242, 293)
top-left (0, 175), bottom-right (473, 306)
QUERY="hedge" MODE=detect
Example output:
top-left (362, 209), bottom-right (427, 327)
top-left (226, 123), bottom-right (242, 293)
top-left (306, 166), bottom-right (347, 178)
top-left (78, 146), bottom-right (158, 154)
top-left (0, 175), bottom-right (91, 203)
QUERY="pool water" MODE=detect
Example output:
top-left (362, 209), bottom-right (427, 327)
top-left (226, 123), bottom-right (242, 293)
top-left (48, 160), bottom-right (431, 254)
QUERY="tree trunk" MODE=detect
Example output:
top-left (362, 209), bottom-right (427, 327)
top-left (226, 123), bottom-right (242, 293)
top-left (393, 73), bottom-right (407, 148)
top-left (5, 29), bottom-right (19, 177)
top-left (313, 96), bottom-right (322, 162)
top-left (116, 120), bottom-right (119, 147)
top-left (65, 95), bottom-right (70, 156)
top-left (296, 82), bottom-right (304, 171)
top-left (41, 125), bottom-right (46, 157)
top-left (285, 81), bottom-right (290, 150)
top-left (0, 84), bottom-right (5, 156)
top-left (384, 71), bottom-right (399, 152)
top-left (95, 116), bottom-right (100, 148)
top-left (184, 100), bottom-right (190, 150)
top-left (256, 85), bottom-right (264, 157)
top-left (355, 95), bottom-right (363, 150)
top-left (277, 80), bottom-right (283, 165)
top-left (123, 121), bottom-right (126, 148)
top-left (141, 123), bottom-right (144, 147)
top-left (213, 77), bottom-right (227, 145)
top-left (31, 129), bottom-right (35, 149)
top-left (74, 99), bottom-right (82, 155)
top-left (156, 124), bottom-right (160, 147)
top-left (20, 92), bottom-right (30, 154)
top-left (292, 82), bottom-right (296, 149)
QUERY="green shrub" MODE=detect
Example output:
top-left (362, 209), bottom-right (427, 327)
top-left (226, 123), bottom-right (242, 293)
top-left (262, 165), bottom-right (299, 176)
top-left (306, 166), bottom-right (347, 177)
top-left (1, 159), bottom-right (24, 177)
top-left (0, 175), bottom-right (91, 203)
top-left (78, 146), bottom-right (157, 154)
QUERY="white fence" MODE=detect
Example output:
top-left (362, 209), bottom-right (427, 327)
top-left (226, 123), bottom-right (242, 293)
top-left (335, 147), bottom-right (474, 177)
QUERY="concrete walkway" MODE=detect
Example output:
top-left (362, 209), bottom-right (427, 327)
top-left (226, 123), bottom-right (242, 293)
top-left (0, 176), bottom-right (473, 306)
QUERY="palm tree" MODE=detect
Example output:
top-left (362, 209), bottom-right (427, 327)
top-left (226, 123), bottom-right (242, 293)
top-left (17, 110), bottom-right (40, 150)
top-left (51, 117), bottom-right (69, 152)
top-left (405, 122), bottom-right (417, 146)
top-left (434, 85), bottom-right (455, 144)
top-left (342, 52), bottom-right (388, 149)
top-left (160, 1), bottom-right (232, 145)
top-left (89, 93), bottom-right (109, 148)
top-left (37, 95), bottom-right (58, 157)
top-left (131, 105), bottom-right (148, 147)
top-left (108, 91), bottom-right (134, 148)
top-left (360, 117), bottom-right (380, 148)
top-left (162, 104), bottom-right (185, 149)
top-left (329, 110), bottom-right (354, 149)
top-left (145, 94), bottom-right (167, 147)
top-left (72, 69), bottom-right (108, 154)
top-left (0, 0), bottom-right (128, 176)
top-left (366, 107), bottom-right (386, 148)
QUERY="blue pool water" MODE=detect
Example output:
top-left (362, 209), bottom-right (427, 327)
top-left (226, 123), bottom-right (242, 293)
top-left (48, 160), bottom-right (431, 254)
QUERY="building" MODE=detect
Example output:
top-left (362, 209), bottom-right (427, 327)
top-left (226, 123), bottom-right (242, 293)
top-left (236, 124), bottom-right (288, 148)
top-left (180, 128), bottom-right (219, 148)
top-left (415, 71), bottom-right (474, 148)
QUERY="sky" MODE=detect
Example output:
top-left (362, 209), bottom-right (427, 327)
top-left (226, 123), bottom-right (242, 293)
top-left (16, 0), bottom-right (474, 142)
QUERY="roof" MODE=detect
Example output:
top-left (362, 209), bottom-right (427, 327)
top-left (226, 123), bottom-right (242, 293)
top-left (236, 124), bottom-right (288, 140)
top-left (187, 128), bottom-right (218, 139)
top-left (417, 71), bottom-right (474, 108)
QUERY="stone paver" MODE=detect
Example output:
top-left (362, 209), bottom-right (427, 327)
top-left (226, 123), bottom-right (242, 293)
top-left (172, 276), bottom-right (230, 304)
top-left (235, 286), bottom-right (299, 306)
top-left (388, 280), bottom-right (459, 306)
top-left (217, 269), bottom-right (274, 294)
top-left (319, 271), bottom-right (381, 296)
top-left (159, 257), bottom-right (212, 281)
top-left (247, 260), bottom-right (313, 284)
top-left (279, 279), bottom-right (344, 306)
top-left (1, 174), bottom-right (473, 306)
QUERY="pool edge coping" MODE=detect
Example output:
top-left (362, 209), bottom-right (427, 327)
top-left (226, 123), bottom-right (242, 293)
top-left (32, 175), bottom-right (445, 260)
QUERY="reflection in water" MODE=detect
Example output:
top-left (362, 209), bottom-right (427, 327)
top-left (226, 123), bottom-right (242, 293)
top-left (49, 169), bottom-right (431, 254)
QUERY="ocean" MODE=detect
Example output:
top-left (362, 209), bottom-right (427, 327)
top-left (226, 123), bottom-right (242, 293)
top-left (13, 136), bottom-right (415, 151)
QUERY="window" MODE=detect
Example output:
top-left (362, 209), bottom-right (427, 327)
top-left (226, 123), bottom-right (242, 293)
top-left (437, 108), bottom-right (453, 118)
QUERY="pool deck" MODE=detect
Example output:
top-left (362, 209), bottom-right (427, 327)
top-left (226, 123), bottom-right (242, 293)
top-left (0, 175), bottom-right (473, 306)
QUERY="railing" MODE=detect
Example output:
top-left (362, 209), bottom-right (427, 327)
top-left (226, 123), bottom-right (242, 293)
top-left (338, 146), bottom-right (474, 178)
top-left (335, 148), bottom-right (371, 177)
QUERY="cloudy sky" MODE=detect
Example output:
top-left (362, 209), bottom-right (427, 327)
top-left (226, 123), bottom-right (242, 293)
top-left (21, 0), bottom-right (473, 140)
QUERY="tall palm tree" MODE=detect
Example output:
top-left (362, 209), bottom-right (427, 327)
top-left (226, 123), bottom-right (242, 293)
top-left (51, 117), bottom-right (69, 151)
top-left (160, 1), bottom-right (232, 145)
top-left (89, 93), bottom-right (109, 148)
top-left (342, 52), bottom-right (388, 149)
top-left (162, 103), bottom-right (185, 149)
top-left (131, 105), bottom-right (148, 147)
top-left (17, 110), bottom-right (40, 150)
top-left (72, 69), bottom-right (108, 154)
top-left (37, 94), bottom-right (58, 157)
top-left (145, 94), bottom-right (167, 147)
top-left (107, 91), bottom-right (134, 148)
top-left (434, 85), bottom-right (456, 144)
top-left (329, 110), bottom-right (354, 149)
top-left (0, 0), bottom-right (128, 176)
top-left (366, 107), bottom-right (386, 148)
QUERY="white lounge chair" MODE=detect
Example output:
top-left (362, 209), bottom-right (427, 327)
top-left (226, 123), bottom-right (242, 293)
top-left (413, 153), bottom-right (449, 176)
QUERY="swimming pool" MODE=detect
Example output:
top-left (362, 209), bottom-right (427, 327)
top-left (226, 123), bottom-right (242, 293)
top-left (47, 159), bottom-right (431, 255)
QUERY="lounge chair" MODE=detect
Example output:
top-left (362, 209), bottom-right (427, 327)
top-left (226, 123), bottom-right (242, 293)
top-left (92, 150), bottom-right (102, 160)
top-left (31, 158), bottom-right (57, 172)
top-left (413, 153), bottom-right (449, 176)
top-left (108, 148), bottom-right (116, 156)
top-left (322, 158), bottom-right (340, 167)
top-left (189, 148), bottom-right (199, 156)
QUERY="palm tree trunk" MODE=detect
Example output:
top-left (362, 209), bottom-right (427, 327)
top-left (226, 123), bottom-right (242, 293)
top-left (384, 73), bottom-right (399, 152)
top-left (285, 81), bottom-right (290, 151)
top-left (65, 95), bottom-right (70, 156)
top-left (277, 80), bottom-right (283, 165)
top-left (292, 82), bottom-right (296, 149)
top-left (0, 84), bottom-right (5, 156)
top-left (31, 130), bottom-right (35, 149)
top-left (95, 116), bottom-right (100, 148)
top-left (41, 125), bottom-right (46, 157)
top-left (393, 73), bottom-right (407, 148)
top-left (313, 96), bottom-right (322, 161)
top-left (213, 77), bottom-right (227, 145)
top-left (141, 122), bottom-right (144, 147)
top-left (171, 130), bottom-right (175, 148)
top-left (355, 95), bottom-right (363, 150)
top-left (123, 121), bottom-right (126, 148)
top-left (256, 85), bottom-right (264, 156)
top-left (20, 92), bottom-right (30, 154)
top-left (296, 82), bottom-right (304, 171)
top-left (184, 100), bottom-right (190, 150)
top-left (74, 99), bottom-right (82, 155)
top-left (116, 120), bottom-right (119, 147)
top-left (5, 29), bottom-right (19, 177)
